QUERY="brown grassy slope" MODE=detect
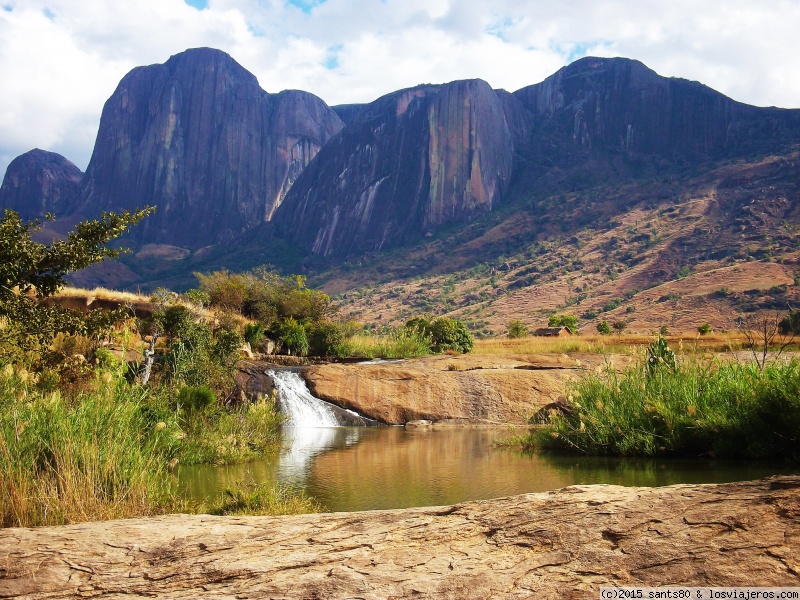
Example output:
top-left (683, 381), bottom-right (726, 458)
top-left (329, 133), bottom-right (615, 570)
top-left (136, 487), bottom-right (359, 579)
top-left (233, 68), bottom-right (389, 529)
top-left (327, 152), bottom-right (800, 335)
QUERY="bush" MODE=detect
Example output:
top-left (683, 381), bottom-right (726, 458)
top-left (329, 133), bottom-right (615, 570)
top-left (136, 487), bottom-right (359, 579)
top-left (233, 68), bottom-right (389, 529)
top-left (506, 320), bottom-right (529, 339)
top-left (153, 305), bottom-right (195, 342)
top-left (277, 317), bottom-right (309, 356)
top-left (698, 323), bottom-right (712, 335)
top-left (596, 321), bottom-right (611, 335)
top-left (212, 327), bottom-right (244, 366)
top-left (243, 323), bottom-right (265, 349)
top-left (406, 316), bottom-right (473, 354)
top-left (306, 321), bottom-right (348, 357)
top-left (182, 289), bottom-right (210, 308)
top-left (430, 317), bottom-right (474, 353)
top-left (779, 310), bottom-right (800, 335)
top-left (548, 314), bottom-right (578, 333)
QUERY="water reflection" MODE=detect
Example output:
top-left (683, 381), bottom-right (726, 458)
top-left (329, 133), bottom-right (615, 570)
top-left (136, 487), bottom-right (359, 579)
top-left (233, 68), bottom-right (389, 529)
top-left (178, 427), bottom-right (797, 512)
top-left (278, 426), bottom-right (368, 485)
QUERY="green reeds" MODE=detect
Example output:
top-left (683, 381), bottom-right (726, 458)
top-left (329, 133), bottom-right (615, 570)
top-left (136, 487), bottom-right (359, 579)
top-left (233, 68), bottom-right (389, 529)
top-left (0, 366), bottom-right (295, 527)
top-left (0, 369), bottom-right (175, 527)
top-left (525, 356), bottom-right (800, 459)
top-left (204, 478), bottom-right (322, 516)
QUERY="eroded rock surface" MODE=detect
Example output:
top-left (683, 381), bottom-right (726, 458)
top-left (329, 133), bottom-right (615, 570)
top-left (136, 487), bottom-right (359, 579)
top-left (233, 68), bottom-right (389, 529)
top-left (2, 476), bottom-right (798, 598)
top-left (303, 353), bottom-right (622, 425)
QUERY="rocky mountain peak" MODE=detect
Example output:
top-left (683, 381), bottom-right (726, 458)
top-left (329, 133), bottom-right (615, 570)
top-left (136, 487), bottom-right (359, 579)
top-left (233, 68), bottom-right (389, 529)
top-left (75, 47), bottom-right (343, 248)
top-left (0, 149), bottom-right (83, 219)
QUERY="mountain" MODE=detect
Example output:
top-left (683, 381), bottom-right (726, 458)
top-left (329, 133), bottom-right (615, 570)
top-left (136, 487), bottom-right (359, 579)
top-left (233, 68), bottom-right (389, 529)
top-left (274, 79), bottom-right (532, 257)
top-left (74, 47), bottom-right (344, 247)
top-left (275, 57), bottom-right (800, 260)
top-left (515, 57), bottom-right (800, 162)
top-left (1, 51), bottom-right (799, 334)
top-left (0, 149), bottom-right (83, 219)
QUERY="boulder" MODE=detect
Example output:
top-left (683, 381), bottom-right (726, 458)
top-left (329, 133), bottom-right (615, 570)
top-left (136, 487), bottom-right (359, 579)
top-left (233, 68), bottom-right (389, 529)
top-left (303, 353), bottom-right (605, 425)
top-left (2, 476), bottom-right (798, 598)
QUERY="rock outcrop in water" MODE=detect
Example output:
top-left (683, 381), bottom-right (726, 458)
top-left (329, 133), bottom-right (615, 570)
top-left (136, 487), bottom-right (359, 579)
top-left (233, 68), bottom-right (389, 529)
top-left (302, 353), bottom-right (620, 425)
top-left (0, 149), bottom-right (82, 219)
top-left (3, 476), bottom-right (798, 598)
top-left (75, 47), bottom-right (343, 247)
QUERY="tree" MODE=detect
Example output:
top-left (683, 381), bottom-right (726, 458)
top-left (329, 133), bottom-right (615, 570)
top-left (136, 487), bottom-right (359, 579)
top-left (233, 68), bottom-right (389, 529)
top-left (612, 320), bottom-right (627, 335)
top-left (405, 316), bottom-right (474, 353)
top-left (596, 320), bottom-right (611, 335)
top-left (548, 314), bottom-right (578, 333)
top-left (738, 312), bottom-right (795, 370)
top-left (0, 208), bottom-right (153, 354)
top-left (697, 323), bottom-right (712, 335)
top-left (506, 320), bottom-right (529, 339)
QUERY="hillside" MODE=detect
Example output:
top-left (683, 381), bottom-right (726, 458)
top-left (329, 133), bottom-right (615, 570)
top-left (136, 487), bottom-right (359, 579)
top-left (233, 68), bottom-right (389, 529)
top-left (320, 151), bottom-right (800, 335)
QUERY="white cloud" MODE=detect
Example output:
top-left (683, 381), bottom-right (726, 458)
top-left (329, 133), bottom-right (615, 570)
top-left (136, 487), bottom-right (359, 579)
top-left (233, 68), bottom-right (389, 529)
top-left (2, 0), bottom-right (800, 177)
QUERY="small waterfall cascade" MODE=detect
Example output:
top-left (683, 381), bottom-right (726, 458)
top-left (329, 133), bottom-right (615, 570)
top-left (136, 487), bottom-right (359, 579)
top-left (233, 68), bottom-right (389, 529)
top-left (268, 369), bottom-right (366, 427)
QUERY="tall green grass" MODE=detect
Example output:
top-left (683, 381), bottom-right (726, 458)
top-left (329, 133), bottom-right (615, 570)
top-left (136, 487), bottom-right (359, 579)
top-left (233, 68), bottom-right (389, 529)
top-left (0, 368), bottom-right (174, 526)
top-left (525, 357), bottom-right (800, 459)
top-left (342, 328), bottom-right (432, 359)
top-left (0, 366), bottom-right (305, 527)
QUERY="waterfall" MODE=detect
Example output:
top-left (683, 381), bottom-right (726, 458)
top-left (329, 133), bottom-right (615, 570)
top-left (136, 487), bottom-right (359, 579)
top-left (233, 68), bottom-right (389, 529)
top-left (268, 369), bottom-right (364, 427)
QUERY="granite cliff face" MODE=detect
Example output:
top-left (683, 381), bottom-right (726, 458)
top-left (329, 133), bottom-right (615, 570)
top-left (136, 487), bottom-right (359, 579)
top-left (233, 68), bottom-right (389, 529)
top-left (275, 79), bottom-right (530, 257)
top-left (0, 149), bottom-right (82, 219)
top-left (515, 57), bottom-right (800, 160)
top-left (76, 47), bottom-right (343, 247)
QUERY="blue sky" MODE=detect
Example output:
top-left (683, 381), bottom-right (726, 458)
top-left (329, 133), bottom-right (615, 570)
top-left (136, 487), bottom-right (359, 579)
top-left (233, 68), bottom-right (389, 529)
top-left (1, 0), bottom-right (800, 177)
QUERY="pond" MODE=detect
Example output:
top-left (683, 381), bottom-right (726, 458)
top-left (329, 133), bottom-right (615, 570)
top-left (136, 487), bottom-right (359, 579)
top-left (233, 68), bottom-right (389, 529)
top-left (178, 425), bottom-right (797, 513)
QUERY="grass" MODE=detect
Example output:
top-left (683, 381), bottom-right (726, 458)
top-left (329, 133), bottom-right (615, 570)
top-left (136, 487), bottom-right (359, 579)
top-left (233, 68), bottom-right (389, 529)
top-left (521, 354), bottom-right (800, 459)
top-left (0, 365), bottom-right (310, 528)
top-left (204, 478), bottom-right (322, 516)
top-left (342, 329), bottom-right (432, 359)
top-left (473, 331), bottom-right (755, 356)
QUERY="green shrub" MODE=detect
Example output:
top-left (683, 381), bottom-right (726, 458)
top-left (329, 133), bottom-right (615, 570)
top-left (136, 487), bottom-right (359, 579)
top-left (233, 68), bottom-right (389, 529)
top-left (277, 317), bottom-right (309, 356)
top-left (596, 321), bottom-right (611, 335)
top-left (645, 335), bottom-right (676, 377)
top-left (212, 327), bottom-right (244, 365)
top-left (406, 316), bottom-right (473, 353)
top-left (548, 314), bottom-right (578, 333)
top-left (506, 320), bottom-right (529, 339)
top-left (153, 305), bottom-right (195, 342)
top-left (306, 321), bottom-right (348, 357)
top-left (243, 323), bottom-right (265, 349)
top-left (779, 309), bottom-right (800, 335)
top-left (430, 317), bottom-right (474, 353)
top-left (182, 289), bottom-right (210, 308)
top-left (698, 323), bottom-right (712, 335)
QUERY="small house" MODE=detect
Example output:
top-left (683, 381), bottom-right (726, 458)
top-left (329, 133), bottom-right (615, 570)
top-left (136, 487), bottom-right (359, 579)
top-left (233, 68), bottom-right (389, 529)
top-left (533, 326), bottom-right (573, 337)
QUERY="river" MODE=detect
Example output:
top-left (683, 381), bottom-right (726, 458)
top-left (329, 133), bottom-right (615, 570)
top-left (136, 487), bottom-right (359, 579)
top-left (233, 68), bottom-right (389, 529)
top-left (178, 424), bottom-right (796, 512)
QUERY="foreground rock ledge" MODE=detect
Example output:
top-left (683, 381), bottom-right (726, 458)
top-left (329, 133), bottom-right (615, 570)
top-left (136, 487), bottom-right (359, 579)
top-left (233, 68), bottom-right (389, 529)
top-left (2, 477), bottom-right (799, 599)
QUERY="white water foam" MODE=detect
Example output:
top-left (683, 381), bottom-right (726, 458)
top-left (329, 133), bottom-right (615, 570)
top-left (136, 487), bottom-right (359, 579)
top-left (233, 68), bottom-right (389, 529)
top-left (267, 369), bottom-right (341, 427)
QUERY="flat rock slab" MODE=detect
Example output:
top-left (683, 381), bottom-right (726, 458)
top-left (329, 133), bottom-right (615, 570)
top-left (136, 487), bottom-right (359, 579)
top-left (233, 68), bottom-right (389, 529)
top-left (2, 476), bottom-right (798, 599)
top-left (304, 353), bottom-right (630, 425)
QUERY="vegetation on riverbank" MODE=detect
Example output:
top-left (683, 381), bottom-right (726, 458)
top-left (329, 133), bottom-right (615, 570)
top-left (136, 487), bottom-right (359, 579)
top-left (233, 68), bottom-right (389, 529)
top-left (0, 210), bottom-right (315, 527)
top-left (521, 339), bottom-right (800, 459)
top-left (0, 356), bottom-right (319, 527)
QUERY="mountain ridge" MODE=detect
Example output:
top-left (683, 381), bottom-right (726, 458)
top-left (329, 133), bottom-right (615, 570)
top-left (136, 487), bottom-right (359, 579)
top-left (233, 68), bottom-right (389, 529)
top-left (1, 49), bottom-right (799, 334)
